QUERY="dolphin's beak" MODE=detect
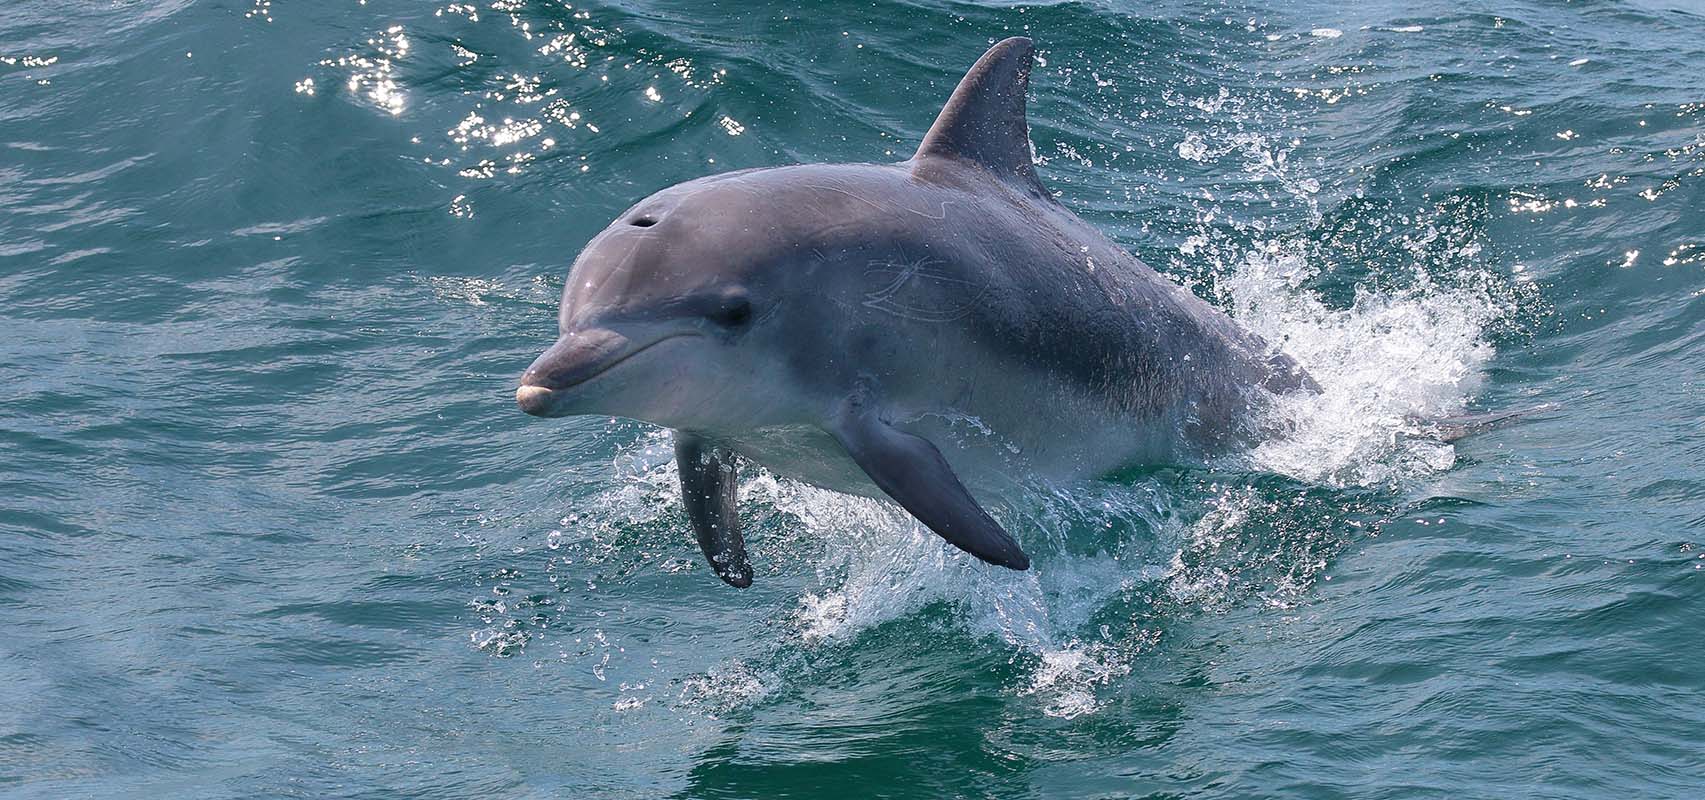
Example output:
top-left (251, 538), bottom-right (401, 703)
top-left (517, 327), bottom-right (699, 417)
top-left (516, 328), bottom-right (632, 417)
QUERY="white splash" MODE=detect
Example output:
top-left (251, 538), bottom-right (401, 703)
top-left (676, 660), bottom-right (772, 716)
top-left (1220, 242), bottom-right (1498, 487)
top-left (749, 478), bottom-right (1174, 717)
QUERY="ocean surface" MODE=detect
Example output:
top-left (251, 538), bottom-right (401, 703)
top-left (3, 1), bottom-right (1702, 797)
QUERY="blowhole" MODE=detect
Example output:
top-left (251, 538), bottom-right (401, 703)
top-left (630, 216), bottom-right (657, 227)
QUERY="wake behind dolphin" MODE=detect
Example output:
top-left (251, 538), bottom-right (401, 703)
top-left (516, 38), bottom-right (1314, 587)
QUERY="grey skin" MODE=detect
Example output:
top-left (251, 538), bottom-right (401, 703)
top-left (516, 37), bottom-right (1313, 587)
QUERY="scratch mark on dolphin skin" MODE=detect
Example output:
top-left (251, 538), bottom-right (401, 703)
top-left (861, 256), bottom-right (990, 322)
top-left (799, 183), bottom-right (953, 221)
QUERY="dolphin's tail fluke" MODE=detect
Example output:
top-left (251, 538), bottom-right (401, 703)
top-left (1421, 403), bottom-right (1558, 442)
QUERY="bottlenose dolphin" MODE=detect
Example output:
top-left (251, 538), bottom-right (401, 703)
top-left (516, 37), bottom-right (1312, 587)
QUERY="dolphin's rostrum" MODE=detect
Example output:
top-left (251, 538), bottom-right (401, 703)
top-left (517, 38), bottom-right (1313, 586)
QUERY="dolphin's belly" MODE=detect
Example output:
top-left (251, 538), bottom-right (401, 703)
top-left (722, 379), bottom-right (1184, 502)
top-left (901, 358), bottom-right (1195, 484)
top-left (726, 425), bottom-right (886, 498)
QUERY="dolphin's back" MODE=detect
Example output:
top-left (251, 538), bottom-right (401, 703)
top-left (786, 162), bottom-right (1291, 422)
top-left (703, 161), bottom-right (1295, 462)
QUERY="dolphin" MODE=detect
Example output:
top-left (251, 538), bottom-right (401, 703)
top-left (515, 37), bottom-right (1313, 587)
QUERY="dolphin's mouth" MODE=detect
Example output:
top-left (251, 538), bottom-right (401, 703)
top-left (516, 331), bottom-right (697, 417)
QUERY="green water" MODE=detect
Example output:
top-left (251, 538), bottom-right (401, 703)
top-left (3, 1), bottom-right (1703, 797)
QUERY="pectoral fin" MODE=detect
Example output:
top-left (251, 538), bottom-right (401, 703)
top-left (828, 399), bottom-right (1030, 570)
top-left (674, 432), bottom-right (753, 588)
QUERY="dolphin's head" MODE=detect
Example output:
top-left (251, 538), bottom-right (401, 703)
top-left (516, 170), bottom-right (846, 430)
top-left (513, 37), bottom-right (1055, 581)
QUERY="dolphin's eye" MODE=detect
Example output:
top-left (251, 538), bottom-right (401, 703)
top-left (710, 296), bottom-right (753, 329)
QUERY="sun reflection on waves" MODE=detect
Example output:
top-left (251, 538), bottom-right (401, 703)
top-left (302, 0), bottom-right (747, 221)
top-left (318, 25), bottom-right (410, 116)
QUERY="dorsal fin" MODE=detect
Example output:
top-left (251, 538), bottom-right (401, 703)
top-left (914, 37), bottom-right (1044, 194)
